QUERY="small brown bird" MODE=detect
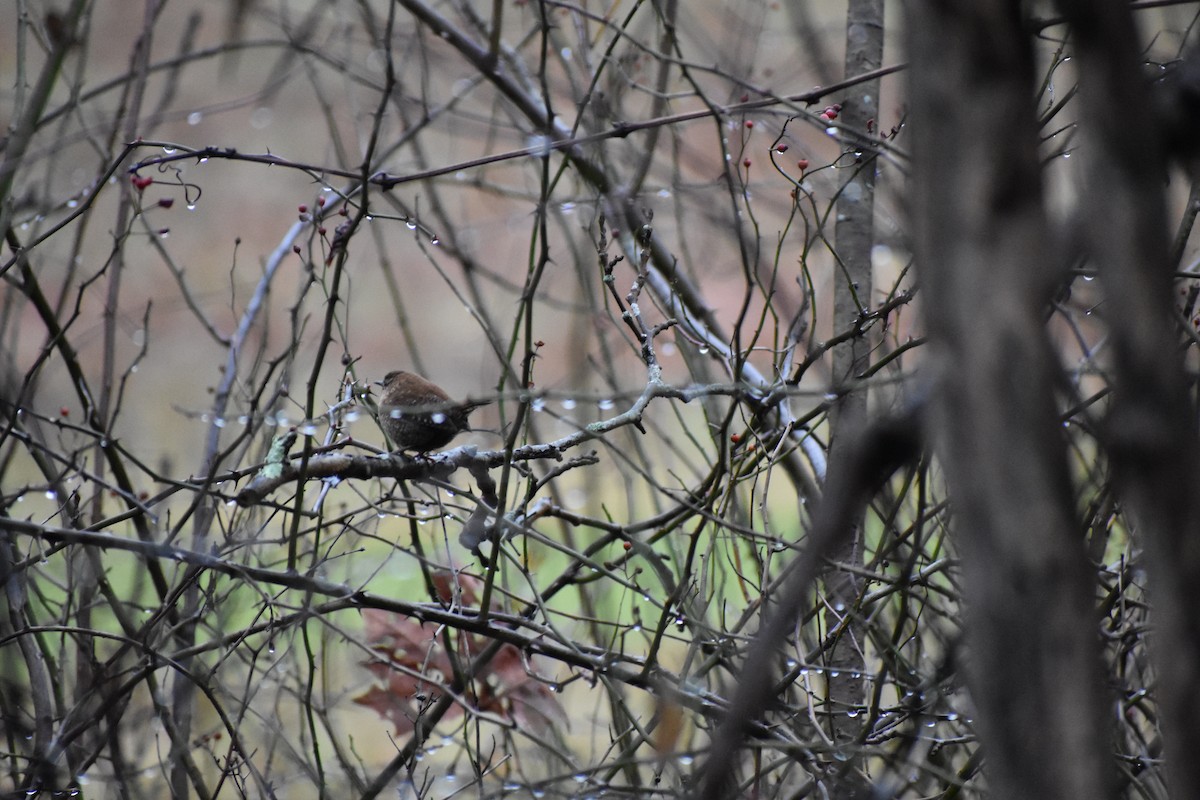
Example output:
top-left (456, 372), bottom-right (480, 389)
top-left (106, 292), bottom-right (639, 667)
top-left (376, 370), bottom-right (488, 453)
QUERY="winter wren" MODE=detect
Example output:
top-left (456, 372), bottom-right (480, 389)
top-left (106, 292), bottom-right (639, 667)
top-left (376, 370), bottom-right (488, 452)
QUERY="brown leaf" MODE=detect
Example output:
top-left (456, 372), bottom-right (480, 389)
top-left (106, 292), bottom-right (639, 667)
top-left (353, 572), bottom-right (565, 737)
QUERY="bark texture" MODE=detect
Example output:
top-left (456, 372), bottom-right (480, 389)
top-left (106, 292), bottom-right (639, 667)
top-left (907, 1), bottom-right (1116, 797)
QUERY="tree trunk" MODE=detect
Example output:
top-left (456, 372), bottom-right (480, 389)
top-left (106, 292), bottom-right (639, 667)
top-left (906, 1), bottom-right (1115, 797)
top-left (824, 0), bottom-right (883, 792)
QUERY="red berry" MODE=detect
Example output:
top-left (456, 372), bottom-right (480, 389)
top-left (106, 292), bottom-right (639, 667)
top-left (298, 204), bottom-right (308, 213)
top-left (743, 158), bottom-right (752, 167)
top-left (745, 120), bottom-right (754, 129)
top-left (157, 198), bottom-right (174, 209)
top-left (797, 158), bottom-right (810, 170)
top-left (776, 144), bottom-right (788, 152)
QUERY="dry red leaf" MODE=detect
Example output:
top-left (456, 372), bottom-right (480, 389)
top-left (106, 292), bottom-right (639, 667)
top-left (353, 571), bottom-right (566, 737)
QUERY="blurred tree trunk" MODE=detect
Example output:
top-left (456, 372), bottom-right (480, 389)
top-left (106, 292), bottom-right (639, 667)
top-left (906, 1), bottom-right (1115, 797)
top-left (1052, 2), bottom-right (1200, 797)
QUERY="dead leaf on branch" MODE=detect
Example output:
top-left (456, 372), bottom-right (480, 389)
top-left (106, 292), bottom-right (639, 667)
top-left (353, 571), bottom-right (566, 737)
